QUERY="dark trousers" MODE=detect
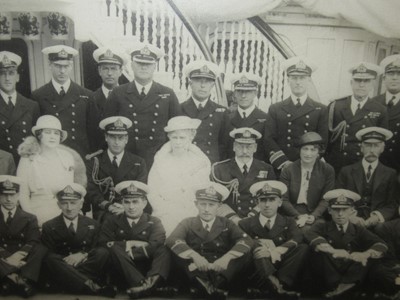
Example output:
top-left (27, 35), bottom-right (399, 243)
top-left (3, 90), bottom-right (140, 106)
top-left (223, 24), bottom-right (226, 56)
top-left (45, 247), bottom-right (109, 293)
top-left (254, 243), bottom-right (308, 288)
top-left (0, 244), bottom-right (47, 282)
top-left (108, 244), bottom-right (170, 287)
top-left (310, 250), bottom-right (368, 290)
top-left (368, 259), bottom-right (400, 295)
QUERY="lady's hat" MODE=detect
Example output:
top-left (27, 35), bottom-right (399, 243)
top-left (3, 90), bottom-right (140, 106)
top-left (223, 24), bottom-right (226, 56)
top-left (296, 132), bottom-right (324, 148)
top-left (31, 115), bottom-right (67, 142)
top-left (164, 116), bottom-right (201, 132)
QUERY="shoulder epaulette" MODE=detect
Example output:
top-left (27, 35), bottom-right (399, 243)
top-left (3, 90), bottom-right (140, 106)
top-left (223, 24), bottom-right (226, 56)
top-left (85, 149), bottom-right (104, 160)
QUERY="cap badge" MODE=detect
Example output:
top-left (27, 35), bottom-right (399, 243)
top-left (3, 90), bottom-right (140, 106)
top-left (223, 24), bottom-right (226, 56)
top-left (2, 55), bottom-right (11, 65)
top-left (63, 185), bottom-right (75, 194)
top-left (337, 194), bottom-right (347, 204)
top-left (296, 60), bottom-right (307, 70)
top-left (200, 65), bottom-right (209, 73)
top-left (140, 46), bottom-right (150, 56)
top-left (356, 64), bottom-right (367, 73)
top-left (114, 118), bottom-right (124, 128)
top-left (127, 183), bottom-right (137, 193)
top-left (239, 75), bottom-right (249, 84)
top-left (105, 49), bottom-right (113, 59)
top-left (262, 183), bottom-right (272, 192)
top-left (3, 179), bottom-right (13, 189)
top-left (205, 186), bottom-right (217, 196)
top-left (243, 130), bottom-right (252, 138)
top-left (58, 49), bottom-right (68, 58)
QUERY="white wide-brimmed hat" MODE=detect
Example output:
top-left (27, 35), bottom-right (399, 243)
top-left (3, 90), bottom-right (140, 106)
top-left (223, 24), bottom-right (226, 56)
top-left (31, 115), bottom-right (67, 142)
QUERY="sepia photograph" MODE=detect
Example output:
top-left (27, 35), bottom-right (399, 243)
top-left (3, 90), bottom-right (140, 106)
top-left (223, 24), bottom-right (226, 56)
top-left (0, 0), bottom-right (399, 299)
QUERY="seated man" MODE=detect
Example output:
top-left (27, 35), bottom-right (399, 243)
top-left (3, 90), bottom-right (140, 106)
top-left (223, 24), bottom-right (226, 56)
top-left (239, 180), bottom-right (307, 298)
top-left (305, 189), bottom-right (387, 298)
top-left (98, 181), bottom-right (171, 299)
top-left (0, 175), bottom-right (46, 297)
top-left (85, 116), bottom-right (148, 220)
top-left (41, 183), bottom-right (116, 297)
top-left (166, 182), bottom-right (253, 299)
top-left (212, 127), bottom-right (276, 225)
top-left (336, 127), bottom-right (398, 228)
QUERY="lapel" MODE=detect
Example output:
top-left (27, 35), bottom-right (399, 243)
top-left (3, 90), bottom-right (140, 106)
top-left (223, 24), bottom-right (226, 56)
top-left (53, 214), bottom-right (76, 241)
top-left (0, 94), bottom-right (11, 119)
top-left (182, 98), bottom-right (200, 118)
top-left (6, 94), bottom-right (30, 128)
top-left (268, 214), bottom-right (286, 238)
top-left (250, 214), bottom-right (268, 237)
top-left (100, 151), bottom-right (116, 178)
top-left (347, 98), bottom-right (375, 125)
top-left (291, 160), bottom-right (302, 197)
top-left (197, 99), bottom-right (217, 120)
top-left (229, 159), bottom-right (245, 182)
top-left (129, 213), bottom-right (151, 236)
top-left (230, 111), bottom-right (244, 128)
top-left (4, 207), bottom-right (25, 233)
top-left (115, 152), bottom-right (135, 181)
top-left (281, 98), bottom-right (296, 114)
top-left (389, 101), bottom-right (400, 120)
top-left (290, 97), bottom-right (317, 121)
top-left (372, 162), bottom-right (385, 192)
top-left (243, 108), bottom-right (265, 127)
top-left (338, 97), bottom-right (354, 123)
top-left (341, 222), bottom-right (357, 245)
top-left (191, 216), bottom-right (209, 241)
top-left (133, 81), bottom-right (162, 111)
top-left (205, 217), bottom-right (225, 243)
top-left (75, 215), bottom-right (90, 241)
top-left (350, 162), bottom-right (364, 194)
top-left (0, 208), bottom-right (6, 230)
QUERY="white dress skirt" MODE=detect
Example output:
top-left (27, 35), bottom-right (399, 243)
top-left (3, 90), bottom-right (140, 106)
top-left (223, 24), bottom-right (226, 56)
top-left (148, 142), bottom-right (211, 236)
top-left (17, 148), bottom-right (74, 226)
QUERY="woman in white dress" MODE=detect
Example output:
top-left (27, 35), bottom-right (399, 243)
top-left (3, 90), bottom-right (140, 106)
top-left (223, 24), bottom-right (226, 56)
top-left (148, 116), bottom-right (211, 235)
top-left (17, 115), bottom-right (87, 226)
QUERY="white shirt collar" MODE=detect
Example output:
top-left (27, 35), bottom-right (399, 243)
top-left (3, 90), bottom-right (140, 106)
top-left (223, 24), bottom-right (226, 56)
top-left (1, 206), bottom-right (17, 219)
top-left (291, 94), bottom-right (308, 106)
top-left (337, 222), bottom-right (349, 233)
top-left (107, 149), bottom-right (124, 167)
top-left (200, 217), bottom-right (216, 231)
top-left (52, 78), bottom-right (71, 94)
top-left (0, 90), bottom-right (16, 105)
top-left (134, 81), bottom-right (153, 96)
top-left (63, 216), bottom-right (78, 229)
top-left (238, 104), bottom-right (256, 118)
top-left (126, 216), bottom-right (141, 227)
top-left (351, 95), bottom-right (368, 114)
top-left (192, 97), bottom-right (208, 109)
top-left (101, 84), bottom-right (115, 98)
top-left (235, 157), bottom-right (253, 172)
top-left (362, 158), bottom-right (378, 174)
top-left (386, 91), bottom-right (400, 106)
top-left (259, 213), bottom-right (277, 228)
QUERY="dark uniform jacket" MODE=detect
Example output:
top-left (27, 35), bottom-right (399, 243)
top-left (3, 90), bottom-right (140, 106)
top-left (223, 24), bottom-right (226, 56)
top-left (265, 97), bottom-right (328, 169)
top-left (373, 93), bottom-right (400, 172)
top-left (31, 81), bottom-right (101, 158)
top-left (92, 87), bottom-right (108, 116)
top-left (212, 158), bottom-right (276, 218)
top-left (336, 161), bottom-right (398, 221)
top-left (0, 149), bottom-right (15, 175)
top-left (280, 159), bottom-right (335, 218)
top-left (0, 93), bottom-right (39, 162)
top-left (325, 96), bottom-right (388, 173)
top-left (375, 219), bottom-right (400, 261)
top-left (225, 107), bottom-right (267, 161)
top-left (42, 214), bottom-right (100, 256)
top-left (239, 213), bottom-right (302, 250)
top-left (84, 150), bottom-right (148, 214)
top-left (305, 220), bottom-right (387, 254)
top-left (0, 207), bottom-right (41, 256)
top-left (98, 213), bottom-right (165, 261)
top-left (181, 97), bottom-right (229, 163)
top-left (103, 81), bottom-right (181, 168)
top-left (166, 216), bottom-right (253, 262)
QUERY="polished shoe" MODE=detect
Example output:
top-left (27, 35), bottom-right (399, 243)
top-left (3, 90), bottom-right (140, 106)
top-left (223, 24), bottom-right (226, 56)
top-left (196, 277), bottom-right (216, 295)
top-left (127, 283), bottom-right (150, 299)
top-left (190, 287), bottom-right (206, 299)
top-left (267, 275), bottom-right (300, 298)
top-left (246, 288), bottom-right (269, 299)
top-left (1, 279), bottom-right (16, 296)
top-left (154, 286), bottom-right (179, 297)
top-left (210, 287), bottom-right (228, 300)
top-left (145, 274), bottom-right (160, 290)
top-left (97, 284), bottom-right (118, 298)
top-left (324, 283), bottom-right (355, 298)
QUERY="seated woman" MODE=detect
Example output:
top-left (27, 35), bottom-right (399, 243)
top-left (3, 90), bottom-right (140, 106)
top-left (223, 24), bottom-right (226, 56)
top-left (148, 116), bottom-right (211, 235)
top-left (279, 132), bottom-right (335, 230)
top-left (16, 115), bottom-right (86, 226)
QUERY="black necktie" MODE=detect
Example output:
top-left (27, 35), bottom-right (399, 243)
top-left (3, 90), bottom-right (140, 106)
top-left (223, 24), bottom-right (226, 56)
top-left (366, 165), bottom-right (372, 181)
top-left (7, 96), bottom-right (14, 111)
top-left (204, 223), bottom-right (210, 231)
top-left (388, 96), bottom-right (396, 108)
top-left (6, 211), bottom-right (12, 226)
top-left (243, 164), bottom-right (248, 176)
top-left (60, 86), bottom-right (66, 97)
top-left (112, 156), bottom-right (118, 168)
top-left (296, 98), bottom-right (301, 108)
top-left (265, 219), bottom-right (271, 230)
top-left (242, 112), bottom-right (247, 119)
top-left (355, 103), bottom-right (361, 115)
top-left (68, 222), bottom-right (75, 235)
top-left (338, 225), bottom-right (344, 234)
top-left (107, 90), bottom-right (111, 98)
top-left (140, 87), bottom-right (146, 99)
top-left (198, 103), bottom-right (203, 111)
